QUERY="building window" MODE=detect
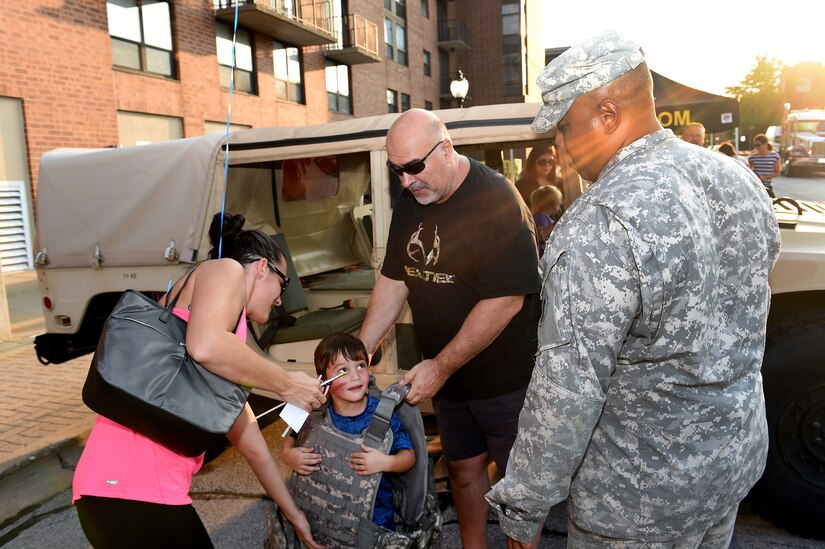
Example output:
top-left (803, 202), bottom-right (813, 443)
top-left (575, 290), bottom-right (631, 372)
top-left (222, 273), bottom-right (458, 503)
top-left (117, 111), bottom-right (182, 147)
top-left (387, 89), bottom-right (398, 113)
top-left (401, 93), bottom-right (410, 112)
top-left (423, 50), bottom-right (431, 77)
top-left (384, 0), bottom-right (407, 65)
top-left (438, 48), bottom-right (450, 95)
top-left (425, 100), bottom-right (433, 110)
top-left (274, 40), bottom-right (304, 104)
top-left (502, 2), bottom-right (520, 35)
top-left (0, 97), bottom-right (29, 182)
top-left (216, 22), bottom-right (256, 93)
top-left (501, 2), bottom-right (523, 96)
top-left (325, 61), bottom-right (352, 115)
top-left (503, 52), bottom-right (523, 96)
top-left (107, 0), bottom-right (175, 78)
top-left (421, 0), bottom-right (429, 18)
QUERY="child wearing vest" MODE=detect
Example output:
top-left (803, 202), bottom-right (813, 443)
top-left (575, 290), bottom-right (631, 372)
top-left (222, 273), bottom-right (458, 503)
top-left (282, 333), bottom-right (414, 531)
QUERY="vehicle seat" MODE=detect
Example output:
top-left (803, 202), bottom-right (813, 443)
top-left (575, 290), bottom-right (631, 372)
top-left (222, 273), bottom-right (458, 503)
top-left (351, 203), bottom-right (374, 266)
top-left (257, 234), bottom-right (366, 348)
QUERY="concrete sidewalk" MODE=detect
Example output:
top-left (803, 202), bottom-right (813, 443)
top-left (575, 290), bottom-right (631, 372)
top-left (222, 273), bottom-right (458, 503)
top-left (0, 270), bottom-right (95, 525)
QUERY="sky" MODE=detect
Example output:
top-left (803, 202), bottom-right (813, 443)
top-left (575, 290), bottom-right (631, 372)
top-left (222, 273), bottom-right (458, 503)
top-left (540, 1), bottom-right (825, 96)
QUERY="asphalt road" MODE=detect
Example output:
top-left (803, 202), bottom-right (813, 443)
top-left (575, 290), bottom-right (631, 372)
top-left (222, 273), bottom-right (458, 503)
top-left (773, 170), bottom-right (825, 202)
top-left (3, 416), bottom-right (825, 548)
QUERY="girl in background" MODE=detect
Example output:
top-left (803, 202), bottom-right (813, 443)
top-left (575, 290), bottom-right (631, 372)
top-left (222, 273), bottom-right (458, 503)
top-left (529, 185), bottom-right (563, 258)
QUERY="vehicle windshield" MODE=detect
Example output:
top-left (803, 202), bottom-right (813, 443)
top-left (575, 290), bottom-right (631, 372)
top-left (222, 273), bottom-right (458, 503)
top-left (797, 120), bottom-right (825, 133)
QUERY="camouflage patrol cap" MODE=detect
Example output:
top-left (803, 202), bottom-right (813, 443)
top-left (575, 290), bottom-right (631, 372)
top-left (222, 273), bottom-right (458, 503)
top-left (532, 30), bottom-right (645, 133)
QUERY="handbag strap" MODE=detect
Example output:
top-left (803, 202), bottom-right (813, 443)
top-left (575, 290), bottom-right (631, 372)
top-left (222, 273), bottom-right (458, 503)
top-left (159, 268), bottom-right (245, 332)
top-left (160, 268), bottom-right (197, 323)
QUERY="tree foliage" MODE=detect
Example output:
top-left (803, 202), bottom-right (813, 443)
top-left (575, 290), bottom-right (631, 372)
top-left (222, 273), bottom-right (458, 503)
top-left (726, 55), bottom-right (785, 135)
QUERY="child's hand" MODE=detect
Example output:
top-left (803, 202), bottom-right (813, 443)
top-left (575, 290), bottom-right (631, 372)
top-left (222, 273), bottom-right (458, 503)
top-left (283, 446), bottom-right (322, 475)
top-left (350, 444), bottom-right (388, 476)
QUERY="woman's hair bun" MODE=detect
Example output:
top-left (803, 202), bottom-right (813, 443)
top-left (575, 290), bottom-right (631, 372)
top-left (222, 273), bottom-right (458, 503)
top-left (206, 211), bottom-right (280, 264)
top-left (209, 212), bottom-right (246, 250)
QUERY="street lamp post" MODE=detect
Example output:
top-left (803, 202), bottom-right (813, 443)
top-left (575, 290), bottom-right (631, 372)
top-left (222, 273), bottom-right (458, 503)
top-left (449, 68), bottom-right (469, 108)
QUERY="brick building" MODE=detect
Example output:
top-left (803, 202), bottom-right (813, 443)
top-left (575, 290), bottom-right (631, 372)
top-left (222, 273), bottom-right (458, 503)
top-left (0, 0), bottom-right (544, 270)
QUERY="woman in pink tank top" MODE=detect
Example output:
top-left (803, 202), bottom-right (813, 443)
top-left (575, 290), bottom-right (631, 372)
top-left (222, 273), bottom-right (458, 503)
top-left (73, 212), bottom-right (326, 549)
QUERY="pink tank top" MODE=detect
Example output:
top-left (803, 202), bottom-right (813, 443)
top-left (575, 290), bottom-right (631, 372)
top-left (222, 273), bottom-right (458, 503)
top-left (73, 307), bottom-right (247, 505)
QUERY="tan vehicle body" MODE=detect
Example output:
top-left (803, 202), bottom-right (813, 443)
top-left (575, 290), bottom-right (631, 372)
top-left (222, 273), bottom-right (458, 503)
top-left (33, 104), bottom-right (825, 537)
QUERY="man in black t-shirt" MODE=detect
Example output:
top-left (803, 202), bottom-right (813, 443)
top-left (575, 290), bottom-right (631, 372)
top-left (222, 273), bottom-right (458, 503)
top-left (359, 108), bottom-right (541, 547)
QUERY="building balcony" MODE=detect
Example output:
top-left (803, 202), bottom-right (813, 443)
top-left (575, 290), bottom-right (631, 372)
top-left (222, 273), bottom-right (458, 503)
top-left (213, 0), bottom-right (335, 47)
top-left (324, 14), bottom-right (381, 64)
top-left (437, 19), bottom-right (470, 51)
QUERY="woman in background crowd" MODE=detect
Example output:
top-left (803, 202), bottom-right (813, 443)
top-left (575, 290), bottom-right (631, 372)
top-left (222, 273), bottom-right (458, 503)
top-left (515, 144), bottom-right (559, 207)
top-left (749, 133), bottom-right (781, 197)
top-left (718, 141), bottom-right (747, 167)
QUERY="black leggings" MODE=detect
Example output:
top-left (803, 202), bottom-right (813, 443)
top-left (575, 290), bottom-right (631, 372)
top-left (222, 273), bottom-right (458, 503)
top-left (75, 496), bottom-right (214, 549)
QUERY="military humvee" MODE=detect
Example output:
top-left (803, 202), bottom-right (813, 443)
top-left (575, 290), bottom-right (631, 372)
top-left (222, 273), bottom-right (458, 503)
top-left (32, 104), bottom-right (825, 538)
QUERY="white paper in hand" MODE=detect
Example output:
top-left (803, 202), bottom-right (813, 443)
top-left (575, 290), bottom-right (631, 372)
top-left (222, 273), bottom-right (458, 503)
top-left (279, 403), bottom-right (310, 433)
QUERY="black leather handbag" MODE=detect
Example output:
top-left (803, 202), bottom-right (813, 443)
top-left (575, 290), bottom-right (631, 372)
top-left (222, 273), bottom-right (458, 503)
top-left (82, 269), bottom-right (250, 457)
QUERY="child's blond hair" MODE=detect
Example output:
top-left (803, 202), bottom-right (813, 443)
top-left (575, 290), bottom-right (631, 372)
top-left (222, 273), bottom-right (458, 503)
top-left (529, 185), bottom-right (563, 216)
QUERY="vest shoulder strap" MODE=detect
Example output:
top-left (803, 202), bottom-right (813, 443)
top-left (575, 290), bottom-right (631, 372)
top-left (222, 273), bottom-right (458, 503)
top-left (364, 383), bottom-right (409, 449)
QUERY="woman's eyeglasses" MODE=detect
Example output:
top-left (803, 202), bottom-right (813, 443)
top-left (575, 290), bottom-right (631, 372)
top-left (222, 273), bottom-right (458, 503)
top-left (386, 139), bottom-right (445, 177)
top-left (536, 158), bottom-right (556, 167)
top-left (267, 262), bottom-right (290, 293)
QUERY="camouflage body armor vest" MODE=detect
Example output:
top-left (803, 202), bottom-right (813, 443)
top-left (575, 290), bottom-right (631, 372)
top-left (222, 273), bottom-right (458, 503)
top-left (272, 381), bottom-right (441, 549)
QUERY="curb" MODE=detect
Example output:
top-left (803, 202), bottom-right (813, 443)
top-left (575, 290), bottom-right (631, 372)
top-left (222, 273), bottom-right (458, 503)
top-left (0, 435), bottom-right (85, 480)
top-left (0, 435), bottom-right (88, 527)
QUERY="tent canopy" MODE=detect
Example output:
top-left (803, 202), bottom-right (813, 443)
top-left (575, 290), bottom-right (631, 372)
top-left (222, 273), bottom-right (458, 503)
top-left (652, 72), bottom-right (739, 134)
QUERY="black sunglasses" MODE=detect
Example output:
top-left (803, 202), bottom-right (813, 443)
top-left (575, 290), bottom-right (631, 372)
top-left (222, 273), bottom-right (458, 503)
top-left (386, 139), bottom-right (445, 177)
top-left (267, 262), bottom-right (290, 293)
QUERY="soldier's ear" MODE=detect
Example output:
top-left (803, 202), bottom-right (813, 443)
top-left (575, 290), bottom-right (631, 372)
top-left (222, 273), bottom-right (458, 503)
top-left (599, 100), bottom-right (620, 135)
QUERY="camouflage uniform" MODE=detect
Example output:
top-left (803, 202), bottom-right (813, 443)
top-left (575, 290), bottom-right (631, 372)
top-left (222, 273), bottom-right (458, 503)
top-left (486, 129), bottom-right (781, 543)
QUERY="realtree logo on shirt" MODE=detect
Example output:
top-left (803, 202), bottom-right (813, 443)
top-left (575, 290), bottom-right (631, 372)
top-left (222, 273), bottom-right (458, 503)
top-left (407, 223), bottom-right (440, 265)
top-left (404, 223), bottom-right (454, 283)
top-left (404, 265), bottom-right (455, 283)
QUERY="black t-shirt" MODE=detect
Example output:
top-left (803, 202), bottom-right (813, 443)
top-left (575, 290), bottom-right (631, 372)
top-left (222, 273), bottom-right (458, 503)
top-left (382, 158), bottom-right (541, 400)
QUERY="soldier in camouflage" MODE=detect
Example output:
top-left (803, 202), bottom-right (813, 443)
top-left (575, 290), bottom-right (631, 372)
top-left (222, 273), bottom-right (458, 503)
top-left (485, 30), bottom-right (781, 548)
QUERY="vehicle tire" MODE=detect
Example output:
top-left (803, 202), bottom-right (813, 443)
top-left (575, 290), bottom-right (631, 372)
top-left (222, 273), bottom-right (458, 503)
top-left (787, 162), bottom-right (802, 178)
top-left (747, 304), bottom-right (825, 539)
top-left (782, 159), bottom-right (803, 178)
